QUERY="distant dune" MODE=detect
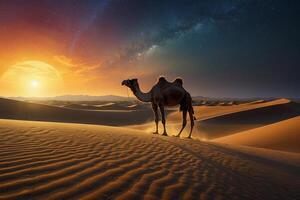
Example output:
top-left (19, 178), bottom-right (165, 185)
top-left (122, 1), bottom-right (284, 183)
top-left (63, 102), bottom-right (150, 111)
top-left (8, 95), bottom-right (134, 102)
top-left (214, 116), bottom-right (300, 153)
top-left (0, 119), bottom-right (298, 199)
top-left (62, 102), bottom-right (127, 110)
top-left (0, 98), bottom-right (153, 126)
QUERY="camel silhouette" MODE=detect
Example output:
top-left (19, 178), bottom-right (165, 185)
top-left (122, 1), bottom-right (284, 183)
top-left (122, 76), bottom-right (195, 138)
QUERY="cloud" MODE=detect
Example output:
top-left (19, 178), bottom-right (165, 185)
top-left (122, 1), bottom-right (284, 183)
top-left (53, 55), bottom-right (74, 67)
top-left (53, 55), bottom-right (102, 81)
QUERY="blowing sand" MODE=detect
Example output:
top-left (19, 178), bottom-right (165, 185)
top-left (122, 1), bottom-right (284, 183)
top-left (0, 119), bottom-right (299, 200)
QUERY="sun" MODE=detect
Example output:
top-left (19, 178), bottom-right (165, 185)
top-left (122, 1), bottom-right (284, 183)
top-left (30, 80), bottom-right (39, 88)
top-left (1, 60), bottom-right (63, 96)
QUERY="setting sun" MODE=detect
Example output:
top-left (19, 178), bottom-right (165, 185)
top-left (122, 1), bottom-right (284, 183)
top-left (1, 60), bottom-right (63, 97)
top-left (30, 80), bottom-right (39, 88)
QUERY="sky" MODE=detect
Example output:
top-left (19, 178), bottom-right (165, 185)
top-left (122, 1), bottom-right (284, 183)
top-left (0, 0), bottom-right (299, 98)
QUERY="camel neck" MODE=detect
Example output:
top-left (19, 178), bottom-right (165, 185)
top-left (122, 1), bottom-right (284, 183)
top-left (132, 84), bottom-right (151, 102)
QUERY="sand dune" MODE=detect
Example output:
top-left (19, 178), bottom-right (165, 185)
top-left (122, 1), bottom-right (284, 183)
top-left (0, 119), bottom-right (298, 200)
top-left (193, 99), bottom-right (300, 139)
top-left (169, 98), bottom-right (291, 122)
top-left (63, 102), bottom-right (150, 111)
top-left (0, 98), bottom-right (153, 126)
top-left (214, 116), bottom-right (300, 152)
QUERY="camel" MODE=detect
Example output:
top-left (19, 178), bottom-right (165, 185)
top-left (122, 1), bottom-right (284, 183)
top-left (122, 76), bottom-right (195, 138)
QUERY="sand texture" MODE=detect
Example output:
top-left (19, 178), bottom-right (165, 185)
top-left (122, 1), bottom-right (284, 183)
top-left (0, 119), bottom-right (299, 200)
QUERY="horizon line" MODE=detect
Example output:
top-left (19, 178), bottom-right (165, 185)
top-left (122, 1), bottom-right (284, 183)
top-left (1, 94), bottom-right (298, 100)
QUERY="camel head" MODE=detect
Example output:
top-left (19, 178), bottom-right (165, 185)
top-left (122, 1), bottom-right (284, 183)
top-left (121, 79), bottom-right (138, 93)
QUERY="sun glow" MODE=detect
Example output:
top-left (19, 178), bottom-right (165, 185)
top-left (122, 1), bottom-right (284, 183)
top-left (30, 80), bottom-right (39, 88)
top-left (1, 60), bottom-right (63, 96)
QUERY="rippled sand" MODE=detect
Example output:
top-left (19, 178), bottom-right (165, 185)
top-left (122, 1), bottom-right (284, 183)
top-left (0, 119), bottom-right (298, 200)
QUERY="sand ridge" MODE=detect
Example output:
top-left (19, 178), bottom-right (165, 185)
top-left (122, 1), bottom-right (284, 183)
top-left (0, 119), bottom-right (298, 200)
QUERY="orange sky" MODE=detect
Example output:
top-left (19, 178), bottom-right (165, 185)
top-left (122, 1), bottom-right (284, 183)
top-left (0, 54), bottom-right (154, 97)
top-left (0, 23), bottom-right (157, 97)
top-left (0, 2), bottom-right (188, 98)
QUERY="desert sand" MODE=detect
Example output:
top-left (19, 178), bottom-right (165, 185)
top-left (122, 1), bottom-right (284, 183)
top-left (0, 98), bottom-right (300, 199)
top-left (194, 99), bottom-right (300, 139)
top-left (214, 116), bottom-right (300, 153)
top-left (0, 119), bottom-right (299, 200)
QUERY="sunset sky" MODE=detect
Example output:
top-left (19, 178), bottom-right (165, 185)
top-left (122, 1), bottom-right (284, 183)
top-left (0, 0), bottom-right (299, 98)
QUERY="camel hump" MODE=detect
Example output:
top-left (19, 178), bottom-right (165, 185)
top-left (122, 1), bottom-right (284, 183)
top-left (174, 78), bottom-right (183, 87)
top-left (158, 76), bottom-right (167, 83)
top-left (157, 76), bottom-right (169, 87)
top-left (157, 76), bottom-right (183, 88)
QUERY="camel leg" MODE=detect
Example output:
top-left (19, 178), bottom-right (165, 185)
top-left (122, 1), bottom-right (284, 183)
top-left (159, 104), bottom-right (168, 136)
top-left (176, 110), bottom-right (187, 137)
top-left (187, 109), bottom-right (194, 139)
top-left (152, 103), bottom-right (159, 134)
